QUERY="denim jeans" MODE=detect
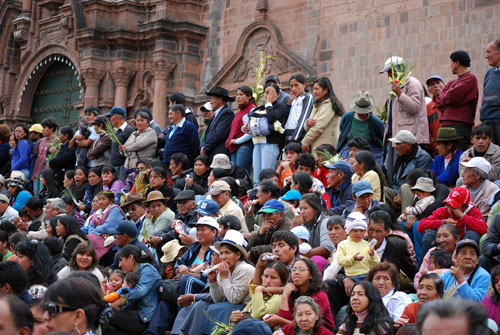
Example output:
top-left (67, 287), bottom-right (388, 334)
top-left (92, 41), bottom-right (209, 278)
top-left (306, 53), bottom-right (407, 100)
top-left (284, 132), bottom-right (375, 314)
top-left (252, 143), bottom-right (280, 187)
top-left (231, 142), bottom-right (253, 176)
top-left (33, 178), bottom-right (41, 198)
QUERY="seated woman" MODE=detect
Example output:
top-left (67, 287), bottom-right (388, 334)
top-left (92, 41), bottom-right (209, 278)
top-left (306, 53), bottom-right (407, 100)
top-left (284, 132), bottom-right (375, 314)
top-left (87, 191), bottom-right (126, 261)
top-left (185, 155), bottom-right (211, 195)
top-left (55, 214), bottom-right (87, 260)
top-left (107, 245), bottom-right (162, 334)
top-left (268, 258), bottom-right (334, 331)
top-left (145, 166), bottom-right (176, 212)
top-left (395, 273), bottom-right (444, 328)
top-left (201, 230), bottom-right (255, 333)
top-left (351, 150), bottom-right (384, 202)
top-left (367, 261), bottom-right (412, 321)
top-left (43, 277), bottom-right (107, 334)
top-left (230, 261), bottom-right (288, 324)
top-left (481, 265), bottom-right (500, 328)
top-left (274, 296), bottom-right (332, 335)
top-left (81, 167), bottom-right (103, 213)
top-left (336, 281), bottom-right (394, 335)
top-left (101, 165), bottom-right (125, 199)
top-left (39, 168), bottom-right (62, 204)
top-left (62, 195), bottom-right (85, 227)
top-left (57, 241), bottom-right (104, 283)
top-left (139, 190), bottom-right (174, 243)
top-left (431, 127), bottom-right (463, 188)
top-left (70, 166), bottom-right (90, 202)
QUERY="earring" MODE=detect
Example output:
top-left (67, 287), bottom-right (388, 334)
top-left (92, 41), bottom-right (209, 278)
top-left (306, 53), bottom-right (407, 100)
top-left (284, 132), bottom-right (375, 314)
top-left (73, 324), bottom-right (81, 335)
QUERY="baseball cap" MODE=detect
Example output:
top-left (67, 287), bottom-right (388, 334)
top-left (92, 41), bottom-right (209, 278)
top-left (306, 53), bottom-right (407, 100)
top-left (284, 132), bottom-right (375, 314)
top-left (195, 199), bottom-right (219, 216)
top-left (108, 220), bottom-right (137, 237)
top-left (426, 75), bottom-right (445, 86)
top-left (174, 190), bottom-right (195, 202)
top-left (210, 154), bottom-right (232, 169)
top-left (196, 216), bottom-right (220, 231)
top-left (208, 180), bottom-right (231, 196)
top-left (455, 239), bottom-right (479, 255)
top-left (379, 56), bottom-right (405, 74)
top-left (257, 199), bottom-right (285, 214)
top-left (324, 160), bottom-right (354, 179)
top-left (29, 124), bottom-right (43, 134)
top-left (265, 74), bottom-right (280, 84)
top-left (280, 190), bottom-right (302, 201)
top-left (443, 187), bottom-right (471, 209)
top-left (460, 157), bottom-right (491, 175)
top-left (388, 130), bottom-right (417, 144)
top-left (352, 180), bottom-right (374, 197)
top-left (0, 194), bottom-right (8, 203)
top-left (105, 106), bottom-right (126, 118)
top-left (200, 102), bottom-right (213, 112)
top-left (291, 226), bottom-right (310, 242)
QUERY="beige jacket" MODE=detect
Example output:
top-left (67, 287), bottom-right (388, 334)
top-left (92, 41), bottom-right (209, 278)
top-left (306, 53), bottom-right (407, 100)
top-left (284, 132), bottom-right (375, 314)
top-left (387, 75), bottom-right (429, 145)
top-left (302, 99), bottom-right (341, 149)
top-left (123, 127), bottom-right (157, 169)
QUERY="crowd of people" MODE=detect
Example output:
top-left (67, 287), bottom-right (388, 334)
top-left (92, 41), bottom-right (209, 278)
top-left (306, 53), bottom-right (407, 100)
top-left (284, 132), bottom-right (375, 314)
top-left (0, 39), bottom-right (500, 335)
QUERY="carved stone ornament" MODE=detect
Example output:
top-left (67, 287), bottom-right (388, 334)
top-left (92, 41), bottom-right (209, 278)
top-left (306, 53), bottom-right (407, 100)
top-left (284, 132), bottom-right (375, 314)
top-left (12, 16), bottom-right (31, 46)
top-left (151, 60), bottom-right (176, 80)
top-left (111, 68), bottom-right (136, 86)
top-left (81, 68), bottom-right (105, 87)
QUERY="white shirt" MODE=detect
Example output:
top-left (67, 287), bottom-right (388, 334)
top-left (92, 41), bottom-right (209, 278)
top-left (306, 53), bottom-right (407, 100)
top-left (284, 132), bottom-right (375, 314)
top-left (0, 206), bottom-right (18, 221)
top-left (382, 288), bottom-right (412, 321)
top-left (375, 238), bottom-right (388, 259)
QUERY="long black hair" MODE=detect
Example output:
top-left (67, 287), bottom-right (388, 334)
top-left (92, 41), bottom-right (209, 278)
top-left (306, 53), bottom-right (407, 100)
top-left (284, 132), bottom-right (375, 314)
top-left (15, 240), bottom-right (56, 286)
top-left (313, 77), bottom-right (345, 116)
top-left (237, 85), bottom-right (256, 106)
top-left (344, 281), bottom-right (394, 335)
top-left (489, 265), bottom-right (500, 304)
top-left (56, 215), bottom-right (87, 241)
top-left (116, 245), bottom-right (155, 265)
top-left (40, 168), bottom-right (62, 196)
top-left (354, 150), bottom-right (385, 201)
top-left (299, 193), bottom-right (323, 224)
top-left (290, 258), bottom-right (327, 301)
top-left (292, 172), bottom-right (313, 195)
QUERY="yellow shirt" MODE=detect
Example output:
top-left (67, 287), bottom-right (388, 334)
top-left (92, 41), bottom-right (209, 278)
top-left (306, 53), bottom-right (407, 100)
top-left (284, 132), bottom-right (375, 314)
top-left (352, 170), bottom-right (382, 201)
top-left (337, 236), bottom-right (380, 277)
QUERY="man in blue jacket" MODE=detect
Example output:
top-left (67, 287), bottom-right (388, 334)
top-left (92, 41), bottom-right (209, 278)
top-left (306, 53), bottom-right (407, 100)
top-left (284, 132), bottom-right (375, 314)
top-left (163, 105), bottom-right (200, 165)
top-left (200, 87), bottom-right (235, 160)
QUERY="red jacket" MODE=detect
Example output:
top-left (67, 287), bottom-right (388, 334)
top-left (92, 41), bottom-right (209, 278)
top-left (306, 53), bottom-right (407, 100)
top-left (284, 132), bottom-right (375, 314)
top-left (225, 102), bottom-right (256, 153)
top-left (417, 204), bottom-right (487, 238)
top-left (280, 323), bottom-right (332, 335)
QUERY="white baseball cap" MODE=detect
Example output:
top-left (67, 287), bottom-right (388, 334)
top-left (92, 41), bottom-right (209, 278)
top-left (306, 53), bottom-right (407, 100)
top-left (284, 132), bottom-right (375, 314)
top-left (460, 157), bottom-right (491, 175)
top-left (388, 130), bottom-right (417, 144)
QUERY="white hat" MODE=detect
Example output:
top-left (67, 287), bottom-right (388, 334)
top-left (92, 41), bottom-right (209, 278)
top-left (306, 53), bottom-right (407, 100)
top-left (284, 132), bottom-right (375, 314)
top-left (0, 194), bottom-right (8, 203)
top-left (200, 101), bottom-right (213, 112)
top-left (215, 229), bottom-right (248, 257)
top-left (380, 56), bottom-right (405, 73)
top-left (411, 177), bottom-right (436, 192)
top-left (196, 216), bottom-right (220, 232)
top-left (210, 154), bottom-right (232, 170)
top-left (160, 239), bottom-right (187, 263)
top-left (291, 226), bottom-right (310, 242)
top-left (460, 157), bottom-right (491, 175)
top-left (388, 130), bottom-right (417, 144)
top-left (345, 212), bottom-right (367, 233)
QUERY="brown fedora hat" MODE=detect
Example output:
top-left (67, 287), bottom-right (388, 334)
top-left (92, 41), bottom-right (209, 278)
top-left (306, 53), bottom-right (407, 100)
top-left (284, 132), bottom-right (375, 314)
top-left (142, 190), bottom-right (170, 204)
top-left (121, 192), bottom-right (144, 208)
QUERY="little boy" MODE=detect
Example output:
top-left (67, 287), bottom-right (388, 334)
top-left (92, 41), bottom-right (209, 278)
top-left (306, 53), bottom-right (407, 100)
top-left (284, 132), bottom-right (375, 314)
top-left (398, 177), bottom-right (436, 227)
top-left (291, 226), bottom-right (312, 255)
top-left (337, 212), bottom-right (380, 281)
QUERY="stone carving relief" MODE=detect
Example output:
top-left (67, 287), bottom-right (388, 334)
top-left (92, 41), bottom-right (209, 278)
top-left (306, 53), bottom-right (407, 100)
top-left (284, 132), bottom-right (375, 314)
top-left (232, 28), bottom-right (289, 83)
top-left (111, 67), bottom-right (136, 86)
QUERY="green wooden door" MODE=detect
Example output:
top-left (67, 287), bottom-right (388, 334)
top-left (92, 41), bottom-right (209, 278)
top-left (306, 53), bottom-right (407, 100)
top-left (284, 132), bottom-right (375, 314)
top-left (31, 61), bottom-right (81, 128)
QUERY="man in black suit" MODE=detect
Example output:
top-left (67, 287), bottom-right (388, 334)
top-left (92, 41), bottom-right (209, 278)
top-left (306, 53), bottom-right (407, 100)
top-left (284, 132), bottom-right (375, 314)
top-left (367, 210), bottom-right (418, 280)
top-left (105, 106), bottom-right (134, 180)
top-left (200, 87), bottom-right (235, 161)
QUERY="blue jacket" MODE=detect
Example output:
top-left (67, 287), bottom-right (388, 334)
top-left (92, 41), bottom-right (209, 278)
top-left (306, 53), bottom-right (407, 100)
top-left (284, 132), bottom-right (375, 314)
top-left (124, 263), bottom-right (161, 322)
top-left (326, 180), bottom-right (354, 215)
top-left (337, 112), bottom-right (385, 151)
top-left (11, 139), bottom-right (31, 171)
top-left (431, 149), bottom-right (463, 187)
top-left (442, 265), bottom-right (490, 302)
top-left (163, 119), bottom-right (200, 165)
top-left (390, 146), bottom-right (433, 192)
top-left (88, 206), bottom-right (126, 235)
top-left (201, 104), bottom-right (234, 160)
top-left (174, 240), bottom-right (218, 282)
top-left (480, 67), bottom-right (500, 122)
top-left (10, 190), bottom-right (32, 211)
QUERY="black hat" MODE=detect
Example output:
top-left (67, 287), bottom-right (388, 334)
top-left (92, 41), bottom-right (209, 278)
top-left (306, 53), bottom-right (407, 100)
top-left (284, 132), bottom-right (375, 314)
top-left (265, 74), bottom-right (280, 84)
top-left (174, 190), bottom-right (195, 202)
top-left (206, 87), bottom-right (235, 102)
top-left (450, 50), bottom-right (471, 67)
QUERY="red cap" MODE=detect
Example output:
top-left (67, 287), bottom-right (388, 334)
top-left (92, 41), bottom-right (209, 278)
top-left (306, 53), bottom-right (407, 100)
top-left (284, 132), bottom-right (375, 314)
top-left (443, 187), bottom-right (471, 209)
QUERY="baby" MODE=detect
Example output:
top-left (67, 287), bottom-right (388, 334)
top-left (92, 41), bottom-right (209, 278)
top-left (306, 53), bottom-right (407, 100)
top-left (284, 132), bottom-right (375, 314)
top-left (104, 271), bottom-right (140, 303)
top-left (291, 226), bottom-right (312, 255)
top-left (398, 177), bottom-right (436, 225)
top-left (428, 249), bottom-right (453, 275)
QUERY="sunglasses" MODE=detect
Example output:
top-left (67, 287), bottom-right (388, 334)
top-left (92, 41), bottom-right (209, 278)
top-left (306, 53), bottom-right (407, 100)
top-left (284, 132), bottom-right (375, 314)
top-left (45, 302), bottom-right (78, 318)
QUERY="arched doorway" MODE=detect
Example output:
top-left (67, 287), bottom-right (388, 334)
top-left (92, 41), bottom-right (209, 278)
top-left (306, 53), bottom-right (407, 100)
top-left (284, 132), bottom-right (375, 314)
top-left (30, 56), bottom-right (81, 127)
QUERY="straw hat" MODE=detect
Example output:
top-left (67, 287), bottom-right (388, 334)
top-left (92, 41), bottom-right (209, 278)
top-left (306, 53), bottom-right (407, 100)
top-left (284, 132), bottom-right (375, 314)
top-left (142, 190), bottom-right (170, 204)
top-left (160, 240), bottom-right (187, 263)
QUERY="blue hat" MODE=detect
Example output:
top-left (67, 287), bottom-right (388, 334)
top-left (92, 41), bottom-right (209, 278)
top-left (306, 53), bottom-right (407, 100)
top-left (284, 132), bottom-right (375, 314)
top-left (280, 189), bottom-right (302, 201)
top-left (291, 226), bottom-right (310, 242)
top-left (257, 199), bottom-right (285, 214)
top-left (324, 160), bottom-right (353, 178)
top-left (195, 199), bottom-right (219, 216)
top-left (352, 180), bottom-right (373, 197)
top-left (426, 75), bottom-right (445, 86)
top-left (232, 318), bottom-right (272, 335)
top-left (108, 220), bottom-right (137, 237)
top-left (105, 106), bottom-right (126, 118)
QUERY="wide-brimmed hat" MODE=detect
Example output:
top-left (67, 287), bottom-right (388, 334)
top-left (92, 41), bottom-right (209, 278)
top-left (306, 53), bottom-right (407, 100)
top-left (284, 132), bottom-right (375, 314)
top-left (121, 192), bottom-right (144, 208)
top-left (432, 127), bottom-right (461, 142)
top-left (411, 177), bottom-right (436, 192)
top-left (215, 229), bottom-right (248, 257)
top-left (142, 190), bottom-right (170, 204)
top-left (210, 154), bottom-right (232, 170)
top-left (160, 239), bottom-right (187, 263)
top-left (206, 87), bottom-right (235, 102)
top-left (29, 124), bottom-right (43, 134)
top-left (350, 90), bottom-right (376, 114)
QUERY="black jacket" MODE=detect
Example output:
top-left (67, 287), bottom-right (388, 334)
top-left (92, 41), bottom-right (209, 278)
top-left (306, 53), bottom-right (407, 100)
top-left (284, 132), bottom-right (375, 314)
top-left (382, 236), bottom-right (418, 280)
top-left (49, 143), bottom-right (76, 183)
top-left (110, 124), bottom-right (134, 166)
top-left (202, 104), bottom-right (234, 160)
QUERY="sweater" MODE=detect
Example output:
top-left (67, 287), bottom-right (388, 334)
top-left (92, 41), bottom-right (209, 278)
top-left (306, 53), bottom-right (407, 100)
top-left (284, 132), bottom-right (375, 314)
top-left (400, 302), bottom-right (421, 324)
top-left (442, 266), bottom-right (490, 302)
top-left (337, 111), bottom-right (385, 151)
top-left (242, 279), bottom-right (282, 320)
top-left (278, 291), bottom-right (334, 331)
top-left (352, 170), bottom-right (382, 201)
top-left (280, 323), bottom-right (332, 335)
top-left (480, 68), bottom-right (500, 122)
top-left (139, 208), bottom-right (175, 241)
top-left (123, 127), bottom-right (157, 170)
top-left (225, 103), bottom-right (256, 153)
top-left (11, 139), bottom-right (31, 171)
top-left (209, 261), bottom-right (255, 305)
top-left (481, 294), bottom-right (500, 327)
top-left (337, 237), bottom-right (380, 276)
top-left (431, 149), bottom-right (463, 187)
top-left (437, 71), bottom-right (479, 126)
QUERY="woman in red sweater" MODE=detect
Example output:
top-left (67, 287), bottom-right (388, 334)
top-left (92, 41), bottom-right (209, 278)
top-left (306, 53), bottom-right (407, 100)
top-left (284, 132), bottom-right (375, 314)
top-left (225, 86), bottom-right (256, 175)
top-left (273, 296), bottom-right (332, 335)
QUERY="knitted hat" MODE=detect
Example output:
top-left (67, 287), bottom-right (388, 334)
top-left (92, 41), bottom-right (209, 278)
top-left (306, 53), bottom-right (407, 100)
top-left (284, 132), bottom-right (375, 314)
top-left (345, 212), bottom-right (367, 233)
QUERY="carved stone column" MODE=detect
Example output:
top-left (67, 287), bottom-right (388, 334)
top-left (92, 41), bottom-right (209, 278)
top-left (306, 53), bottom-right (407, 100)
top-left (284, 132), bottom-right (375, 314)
top-left (151, 60), bottom-right (176, 128)
top-left (111, 67), bottom-right (135, 109)
top-left (81, 67), bottom-right (105, 109)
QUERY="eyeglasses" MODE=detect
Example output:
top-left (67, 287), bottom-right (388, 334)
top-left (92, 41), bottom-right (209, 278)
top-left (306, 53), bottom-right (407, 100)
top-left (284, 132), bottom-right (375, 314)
top-left (291, 267), bottom-right (309, 273)
top-left (45, 302), bottom-right (78, 318)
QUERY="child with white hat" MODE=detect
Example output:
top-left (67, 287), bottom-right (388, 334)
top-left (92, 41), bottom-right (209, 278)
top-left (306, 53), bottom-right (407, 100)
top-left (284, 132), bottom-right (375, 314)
top-left (397, 177), bottom-right (436, 229)
top-left (291, 226), bottom-right (312, 255)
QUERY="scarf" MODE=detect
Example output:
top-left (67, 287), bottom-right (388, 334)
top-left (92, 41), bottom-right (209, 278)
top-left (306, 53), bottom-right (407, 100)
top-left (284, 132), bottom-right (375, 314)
top-left (393, 144), bottom-right (419, 178)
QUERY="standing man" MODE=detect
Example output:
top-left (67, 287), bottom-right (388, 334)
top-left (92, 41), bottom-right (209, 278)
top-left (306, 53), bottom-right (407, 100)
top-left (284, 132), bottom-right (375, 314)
top-left (425, 75), bottom-right (445, 154)
top-left (163, 105), bottom-right (200, 165)
top-left (169, 92), bottom-right (198, 128)
top-left (106, 106), bottom-right (134, 181)
top-left (200, 87), bottom-right (235, 160)
top-left (437, 50), bottom-right (479, 151)
top-left (480, 38), bottom-right (500, 145)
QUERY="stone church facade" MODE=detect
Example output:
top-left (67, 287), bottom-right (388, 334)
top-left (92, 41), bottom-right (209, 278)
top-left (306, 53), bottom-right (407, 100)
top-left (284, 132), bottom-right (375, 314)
top-left (0, 0), bottom-right (498, 128)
